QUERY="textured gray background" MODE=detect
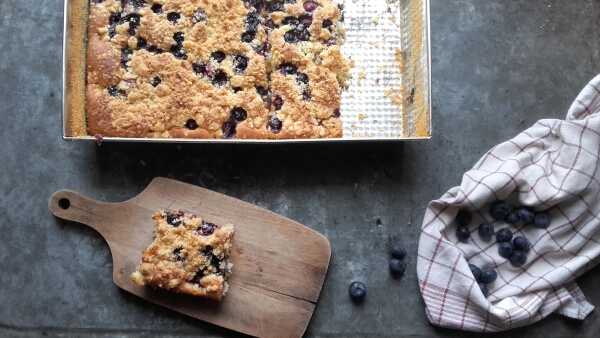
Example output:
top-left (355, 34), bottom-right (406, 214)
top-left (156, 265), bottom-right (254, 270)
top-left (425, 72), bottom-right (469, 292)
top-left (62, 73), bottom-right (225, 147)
top-left (1, 0), bottom-right (600, 337)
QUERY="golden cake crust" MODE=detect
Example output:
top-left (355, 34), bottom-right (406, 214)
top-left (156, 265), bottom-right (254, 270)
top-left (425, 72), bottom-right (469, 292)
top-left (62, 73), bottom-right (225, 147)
top-left (86, 0), bottom-right (350, 139)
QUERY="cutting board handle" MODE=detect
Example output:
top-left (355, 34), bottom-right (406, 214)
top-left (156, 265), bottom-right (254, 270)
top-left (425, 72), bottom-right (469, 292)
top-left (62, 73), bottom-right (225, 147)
top-left (48, 190), bottom-right (116, 236)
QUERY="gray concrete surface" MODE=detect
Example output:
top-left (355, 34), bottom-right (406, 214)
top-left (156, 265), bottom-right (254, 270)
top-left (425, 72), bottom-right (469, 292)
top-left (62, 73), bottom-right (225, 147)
top-left (1, 0), bottom-right (600, 337)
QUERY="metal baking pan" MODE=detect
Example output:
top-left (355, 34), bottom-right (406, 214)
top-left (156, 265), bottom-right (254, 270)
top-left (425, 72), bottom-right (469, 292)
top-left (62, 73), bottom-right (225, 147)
top-left (62, 0), bottom-right (431, 142)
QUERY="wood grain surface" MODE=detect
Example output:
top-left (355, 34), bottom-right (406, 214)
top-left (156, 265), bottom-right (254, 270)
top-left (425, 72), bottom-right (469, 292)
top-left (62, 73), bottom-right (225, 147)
top-left (48, 177), bottom-right (331, 338)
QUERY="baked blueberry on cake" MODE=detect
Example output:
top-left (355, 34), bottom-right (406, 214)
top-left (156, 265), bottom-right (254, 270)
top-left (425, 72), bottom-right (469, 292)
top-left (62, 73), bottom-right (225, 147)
top-left (86, 0), bottom-right (351, 139)
top-left (131, 210), bottom-right (235, 300)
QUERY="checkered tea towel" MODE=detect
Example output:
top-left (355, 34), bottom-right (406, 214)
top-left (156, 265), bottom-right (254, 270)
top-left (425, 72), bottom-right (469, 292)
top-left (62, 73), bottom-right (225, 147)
top-left (417, 74), bottom-right (600, 332)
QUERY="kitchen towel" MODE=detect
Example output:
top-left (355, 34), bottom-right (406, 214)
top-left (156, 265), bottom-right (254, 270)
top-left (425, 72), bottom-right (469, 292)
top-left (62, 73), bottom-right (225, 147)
top-left (417, 74), bottom-right (600, 331)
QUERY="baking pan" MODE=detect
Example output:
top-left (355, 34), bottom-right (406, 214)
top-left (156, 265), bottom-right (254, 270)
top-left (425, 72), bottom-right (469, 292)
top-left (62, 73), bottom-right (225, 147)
top-left (62, 0), bottom-right (431, 142)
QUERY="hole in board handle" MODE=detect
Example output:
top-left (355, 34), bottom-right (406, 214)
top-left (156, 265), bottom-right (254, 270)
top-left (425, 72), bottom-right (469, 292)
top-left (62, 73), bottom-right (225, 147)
top-left (58, 198), bottom-right (71, 210)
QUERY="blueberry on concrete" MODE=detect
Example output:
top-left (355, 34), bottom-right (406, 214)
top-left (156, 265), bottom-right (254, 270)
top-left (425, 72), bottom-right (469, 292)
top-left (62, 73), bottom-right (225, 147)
top-left (478, 223), bottom-right (494, 242)
top-left (498, 242), bottom-right (513, 258)
top-left (456, 209), bottom-right (472, 227)
top-left (496, 228), bottom-right (513, 243)
top-left (512, 236), bottom-right (530, 252)
top-left (390, 242), bottom-right (406, 259)
top-left (510, 250), bottom-right (527, 267)
top-left (480, 268), bottom-right (497, 284)
top-left (490, 201), bottom-right (512, 221)
top-left (469, 264), bottom-right (482, 282)
top-left (534, 212), bottom-right (551, 229)
top-left (348, 281), bottom-right (367, 303)
top-left (389, 258), bottom-right (406, 278)
top-left (456, 226), bottom-right (470, 243)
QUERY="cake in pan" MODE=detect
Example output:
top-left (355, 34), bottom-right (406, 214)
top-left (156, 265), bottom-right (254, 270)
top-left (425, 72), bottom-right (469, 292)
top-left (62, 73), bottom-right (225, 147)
top-left (86, 0), bottom-right (351, 139)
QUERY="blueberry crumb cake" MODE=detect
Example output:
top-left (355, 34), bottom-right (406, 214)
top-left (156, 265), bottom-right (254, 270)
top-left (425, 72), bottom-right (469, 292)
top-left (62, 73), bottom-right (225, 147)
top-left (86, 0), bottom-right (351, 139)
top-left (131, 210), bottom-right (235, 300)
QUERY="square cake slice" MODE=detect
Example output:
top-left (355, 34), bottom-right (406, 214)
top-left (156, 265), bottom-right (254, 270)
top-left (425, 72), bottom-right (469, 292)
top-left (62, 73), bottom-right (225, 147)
top-left (131, 210), bottom-right (235, 300)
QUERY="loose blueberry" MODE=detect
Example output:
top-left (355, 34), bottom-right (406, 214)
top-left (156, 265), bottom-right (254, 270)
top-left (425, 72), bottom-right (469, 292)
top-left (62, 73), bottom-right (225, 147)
top-left (534, 212), bottom-right (551, 229)
top-left (151, 76), bottom-right (161, 87)
top-left (506, 211), bottom-right (521, 224)
top-left (478, 223), bottom-right (494, 242)
top-left (173, 32), bottom-right (184, 44)
top-left (211, 51), bottom-right (226, 63)
top-left (198, 222), bottom-right (216, 236)
top-left (303, 0), bottom-right (318, 12)
top-left (151, 3), bottom-right (162, 13)
top-left (389, 258), bottom-right (406, 277)
top-left (272, 95), bottom-right (283, 110)
top-left (516, 207), bottom-right (535, 225)
top-left (167, 12), bottom-right (181, 23)
top-left (268, 116), bottom-right (283, 133)
top-left (478, 282), bottom-right (489, 297)
top-left (233, 55), bottom-right (249, 73)
top-left (512, 236), bottom-right (530, 252)
top-left (280, 63), bottom-right (298, 75)
top-left (348, 281), bottom-right (367, 303)
top-left (509, 250), bottom-right (527, 267)
top-left (185, 119), bottom-right (199, 130)
top-left (469, 264), bottom-right (482, 282)
top-left (490, 201), bottom-right (512, 221)
top-left (222, 121), bottom-right (237, 138)
top-left (479, 268), bottom-right (497, 284)
top-left (192, 8), bottom-right (207, 23)
top-left (390, 242), bottom-right (406, 259)
top-left (231, 107), bottom-right (248, 122)
top-left (498, 242), bottom-right (513, 258)
top-left (212, 70), bottom-right (229, 86)
top-left (456, 209), bottom-right (472, 227)
top-left (496, 228), bottom-right (513, 243)
top-left (456, 226), bottom-right (470, 243)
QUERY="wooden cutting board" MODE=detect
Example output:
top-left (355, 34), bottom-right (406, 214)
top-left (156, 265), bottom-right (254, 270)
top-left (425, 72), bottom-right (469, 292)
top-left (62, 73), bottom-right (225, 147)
top-left (48, 177), bottom-right (331, 338)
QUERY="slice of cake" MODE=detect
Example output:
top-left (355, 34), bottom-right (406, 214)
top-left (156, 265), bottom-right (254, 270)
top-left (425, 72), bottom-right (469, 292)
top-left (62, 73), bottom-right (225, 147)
top-left (131, 210), bottom-right (235, 300)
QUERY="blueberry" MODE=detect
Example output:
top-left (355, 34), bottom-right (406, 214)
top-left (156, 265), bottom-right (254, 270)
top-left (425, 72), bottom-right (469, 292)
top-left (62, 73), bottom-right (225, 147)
top-left (167, 12), bottom-right (181, 23)
top-left (516, 207), bottom-right (535, 225)
top-left (478, 223), bottom-right (494, 242)
top-left (212, 70), bottom-right (229, 86)
top-left (478, 282), bottom-right (489, 297)
top-left (222, 121), bottom-right (237, 138)
top-left (151, 3), bottom-right (162, 13)
top-left (121, 48), bottom-right (132, 68)
top-left (231, 107), bottom-right (248, 122)
top-left (498, 242), bottom-right (513, 258)
top-left (129, 0), bottom-right (146, 8)
top-left (166, 211), bottom-right (183, 226)
top-left (198, 222), bottom-right (216, 236)
top-left (269, 0), bottom-right (284, 12)
top-left (173, 32), bottom-right (184, 44)
top-left (297, 28), bottom-right (311, 41)
top-left (303, 0), bottom-right (318, 12)
top-left (496, 228), bottom-right (513, 243)
top-left (479, 268), bottom-right (497, 284)
top-left (333, 108), bottom-right (341, 117)
top-left (170, 45), bottom-right (187, 59)
top-left (284, 30), bottom-right (300, 43)
top-left (233, 55), bottom-right (249, 73)
top-left (241, 31), bottom-right (256, 43)
top-left (390, 242), bottom-right (406, 259)
top-left (506, 211), bottom-right (520, 224)
top-left (280, 63), bottom-right (298, 75)
top-left (151, 76), bottom-right (161, 87)
top-left (272, 95), bottom-right (283, 110)
top-left (192, 62), bottom-right (208, 76)
top-left (509, 250), bottom-right (527, 267)
top-left (185, 119), bottom-right (199, 130)
top-left (211, 51), bottom-right (226, 63)
top-left (107, 85), bottom-right (119, 97)
top-left (296, 72), bottom-right (309, 84)
top-left (348, 281), bottom-right (367, 303)
top-left (268, 116), bottom-right (283, 133)
top-left (299, 14), bottom-right (313, 26)
top-left (256, 86), bottom-right (269, 97)
top-left (455, 209), bottom-right (472, 227)
top-left (192, 8), bottom-right (207, 23)
top-left (109, 12), bottom-right (122, 26)
top-left (322, 19), bottom-right (333, 28)
top-left (389, 258), bottom-right (406, 277)
top-left (469, 264), bottom-right (482, 282)
top-left (456, 226), bottom-right (470, 243)
top-left (534, 212), bottom-right (551, 229)
top-left (512, 236), bottom-right (530, 252)
top-left (282, 16), bottom-right (300, 27)
top-left (490, 201), bottom-right (512, 221)
top-left (137, 37), bottom-right (147, 49)
top-left (302, 89), bottom-right (311, 100)
top-left (246, 11), bottom-right (261, 31)
top-left (173, 247), bottom-right (185, 261)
